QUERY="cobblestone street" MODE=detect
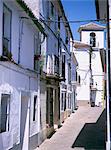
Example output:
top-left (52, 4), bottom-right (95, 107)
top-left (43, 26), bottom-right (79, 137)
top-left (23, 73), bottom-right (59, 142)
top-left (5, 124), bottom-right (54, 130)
top-left (36, 104), bottom-right (105, 150)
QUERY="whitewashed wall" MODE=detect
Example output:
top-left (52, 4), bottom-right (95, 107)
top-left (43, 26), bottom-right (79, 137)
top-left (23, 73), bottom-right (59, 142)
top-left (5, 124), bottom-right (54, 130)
top-left (0, 62), bottom-right (39, 150)
top-left (92, 51), bottom-right (103, 105)
top-left (60, 20), bottom-right (66, 44)
top-left (2, 1), bottom-right (39, 70)
top-left (0, 1), bottom-right (41, 149)
top-left (75, 49), bottom-right (103, 105)
top-left (47, 32), bottom-right (58, 56)
top-left (71, 61), bottom-right (77, 82)
top-left (20, 21), bottom-right (35, 69)
top-left (74, 50), bottom-right (90, 101)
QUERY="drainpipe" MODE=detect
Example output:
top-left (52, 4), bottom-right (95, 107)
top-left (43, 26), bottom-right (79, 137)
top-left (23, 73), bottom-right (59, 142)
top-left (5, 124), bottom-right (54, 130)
top-left (18, 18), bottom-right (24, 64)
top-left (106, 0), bottom-right (111, 149)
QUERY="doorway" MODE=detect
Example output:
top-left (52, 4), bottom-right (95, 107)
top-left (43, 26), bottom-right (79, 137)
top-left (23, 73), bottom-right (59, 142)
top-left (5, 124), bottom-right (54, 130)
top-left (46, 87), bottom-right (53, 127)
top-left (20, 91), bottom-right (30, 150)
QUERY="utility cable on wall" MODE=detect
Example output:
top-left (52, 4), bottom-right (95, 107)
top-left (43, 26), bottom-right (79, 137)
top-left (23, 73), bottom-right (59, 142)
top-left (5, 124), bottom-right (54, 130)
top-left (40, 18), bottom-right (107, 24)
top-left (29, 15), bottom-right (108, 24)
top-left (39, 14), bottom-right (71, 56)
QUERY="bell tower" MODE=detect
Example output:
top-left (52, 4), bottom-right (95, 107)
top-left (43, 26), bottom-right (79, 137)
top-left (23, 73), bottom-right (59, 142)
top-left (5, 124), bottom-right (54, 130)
top-left (78, 22), bottom-right (105, 48)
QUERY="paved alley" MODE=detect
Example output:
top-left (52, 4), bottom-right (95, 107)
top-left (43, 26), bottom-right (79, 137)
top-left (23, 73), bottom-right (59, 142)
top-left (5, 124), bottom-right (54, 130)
top-left (36, 104), bottom-right (106, 150)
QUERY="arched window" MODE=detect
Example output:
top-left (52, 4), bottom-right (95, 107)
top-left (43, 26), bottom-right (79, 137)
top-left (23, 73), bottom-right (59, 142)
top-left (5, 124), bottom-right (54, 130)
top-left (90, 32), bottom-right (96, 47)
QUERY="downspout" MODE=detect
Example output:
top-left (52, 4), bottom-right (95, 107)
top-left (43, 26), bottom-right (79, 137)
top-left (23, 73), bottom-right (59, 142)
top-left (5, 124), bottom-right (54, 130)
top-left (18, 18), bottom-right (24, 64)
top-left (28, 76), bottom-right (31, 150)
top-left (106, 0), bottom-right (111, 149)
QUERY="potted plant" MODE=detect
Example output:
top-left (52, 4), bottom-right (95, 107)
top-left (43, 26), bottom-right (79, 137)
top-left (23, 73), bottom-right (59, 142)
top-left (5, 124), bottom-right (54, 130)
top-left (2, 46), bottom-right (12, 60)
top-left (0, 46), bottom-right (12, 61)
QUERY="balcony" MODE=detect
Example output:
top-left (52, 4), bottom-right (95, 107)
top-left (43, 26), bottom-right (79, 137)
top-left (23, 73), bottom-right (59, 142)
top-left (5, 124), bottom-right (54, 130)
top-left (71, 75), bottom-right (81, 86)
top-left (46, 55), bottom-right (59, 79)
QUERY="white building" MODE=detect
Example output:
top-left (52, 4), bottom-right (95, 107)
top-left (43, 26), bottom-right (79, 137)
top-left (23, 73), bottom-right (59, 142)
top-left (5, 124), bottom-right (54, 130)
top-left (74, 23), bottom-right (105, 106)
top-left (39, 0), bottom-right (78, 129)
top-left (78, 22), bottom-right (105, 48)
top-left (24, 0), bottom-right (78, 135)
top-left (0, 1), bottom-right (46, 150)
top-left (71, 47), bottom-right (78, 110)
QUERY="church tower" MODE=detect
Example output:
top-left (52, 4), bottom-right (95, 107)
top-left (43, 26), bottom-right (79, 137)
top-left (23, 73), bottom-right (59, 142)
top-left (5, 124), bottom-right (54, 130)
top-left (78, 22), bottom-right (105, 48)
top-left (74, 22), bottom-right (105, 106)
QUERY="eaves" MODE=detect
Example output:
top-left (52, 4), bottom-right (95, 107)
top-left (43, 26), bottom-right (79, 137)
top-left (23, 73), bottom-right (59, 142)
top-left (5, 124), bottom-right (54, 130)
top-left (16, 0), bottom-right (46, 36)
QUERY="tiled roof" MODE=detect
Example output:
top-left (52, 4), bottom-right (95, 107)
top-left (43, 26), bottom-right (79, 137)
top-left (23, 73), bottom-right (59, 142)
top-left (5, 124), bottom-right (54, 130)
top-left (78, 22), bottom-right (105, 32)
top-left (74, 40), bottom-right (90, 49)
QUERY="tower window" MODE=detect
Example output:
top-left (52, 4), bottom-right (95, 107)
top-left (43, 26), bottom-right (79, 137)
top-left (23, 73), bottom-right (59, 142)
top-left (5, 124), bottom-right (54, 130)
top-left (90, 32), bottom-right (96, 47)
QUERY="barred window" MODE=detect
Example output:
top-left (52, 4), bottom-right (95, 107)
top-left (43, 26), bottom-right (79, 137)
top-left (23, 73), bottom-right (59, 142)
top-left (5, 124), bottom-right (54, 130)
top-left (3, 4), bottom-right (12, 58)
top-left (33, 95), bottom-right (37, 121)
top-left (0, 94), bottom-right (10, 133)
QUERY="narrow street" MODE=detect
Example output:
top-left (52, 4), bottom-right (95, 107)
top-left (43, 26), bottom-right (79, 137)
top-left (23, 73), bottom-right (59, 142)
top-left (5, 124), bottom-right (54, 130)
top-left (37, 104), bottom-right (105, 150)
top-left (0, 1), bottom-right (109, 150)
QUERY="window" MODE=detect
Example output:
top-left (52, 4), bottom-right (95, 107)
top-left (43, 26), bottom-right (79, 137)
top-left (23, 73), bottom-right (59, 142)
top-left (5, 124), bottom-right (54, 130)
top-left (61, 93), bottom-right (64, 111)
top-left (68, 63), bottom-right (71, 84)
top-left (64, 93), bottom-right (66, 111)
top-left (78, 75), bottom-right (81, 84)
top-left (51, 2), bottom-right (54, 17)
top-left (3, 4), bottom-right (12, 58)
top-left (46, 88), bottom-right (53, 126)
top-left (65, 37), bottom-right (68, 45)
top-left (62, 54), bottom-right (65, 79)
top-left (76, 71), bottom-right (77, 81)
top-left (0, 94), bottom-right (10, 133)
top-left (68, 93), bottom-right (71, 109)
top-left (76, 72), bottom-right (80, 84)
top-left (58, 16), bottom-right (60, 30)
top-left (33, 95), bottom-right (37, 121)
top-left (34, 35), bottom-right (41, 71)
top-left (65, 30), bottom-right (68, 44)
top-left (54, 55), bottom-right (59, 74)
top-left (90, 32), bottom-right (96, 47)
top-left (61, 92), bottom-right (67, 111)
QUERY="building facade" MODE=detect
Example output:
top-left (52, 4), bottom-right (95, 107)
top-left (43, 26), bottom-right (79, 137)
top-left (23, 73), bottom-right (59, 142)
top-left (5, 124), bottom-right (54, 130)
top-left (39, 0), bottom-right (77, 131)
top-left (70, 48), bottom-right (78, 111)
top-left (0, 0), bottom-right (46, 149)
top-left (0, 0), bottom-right (78, 149)
top-left (74, 23), bottom-right (105, 106)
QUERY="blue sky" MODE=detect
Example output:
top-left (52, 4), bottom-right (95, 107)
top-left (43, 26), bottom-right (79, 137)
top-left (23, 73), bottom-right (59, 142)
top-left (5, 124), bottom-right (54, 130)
top-left (61, 0), bottom-right (96, 40)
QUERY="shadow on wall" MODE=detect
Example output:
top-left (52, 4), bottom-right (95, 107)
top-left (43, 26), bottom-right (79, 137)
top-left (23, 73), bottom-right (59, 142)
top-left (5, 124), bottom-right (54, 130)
top-left (71, 109), bottom-right (106, 150)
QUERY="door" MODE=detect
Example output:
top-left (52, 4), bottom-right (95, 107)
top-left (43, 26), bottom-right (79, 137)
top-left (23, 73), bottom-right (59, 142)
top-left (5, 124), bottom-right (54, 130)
top-left (49, 88), bottom-right (53, 127)
top-left (46, 88), bottom-right (53, 127)
top-left (53, 88), bottom-right (59, 126)
top-left (20, 91), bottom-right (30, 150)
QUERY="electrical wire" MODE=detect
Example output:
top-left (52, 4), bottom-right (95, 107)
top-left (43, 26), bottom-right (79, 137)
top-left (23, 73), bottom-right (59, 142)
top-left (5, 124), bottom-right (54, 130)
top-left (39, 15), bottom-right (71, 56)
top-left (40, 18), bottom-right (107, 24)
top-left (30, 13), bottom-right (108, 24)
